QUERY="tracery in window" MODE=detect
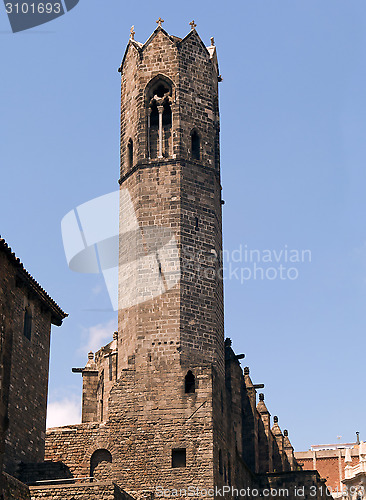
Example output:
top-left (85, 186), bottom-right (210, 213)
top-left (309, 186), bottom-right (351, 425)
top-left (146, 78), bottom-right (173, 159)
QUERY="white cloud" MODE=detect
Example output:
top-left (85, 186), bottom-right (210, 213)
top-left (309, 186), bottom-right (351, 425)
top-left (46, 397), bottom-right (81, 428)
top-left (79, 318), bottom-right (117, 355)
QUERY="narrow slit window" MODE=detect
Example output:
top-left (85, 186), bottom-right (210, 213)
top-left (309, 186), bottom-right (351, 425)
top-left (23, 307), bottom-right (32, 340)
top-left (191, 130), bottom-right (200, 160)
top-left (98, 371), bottom-right (104, 421)
top-left (185, 370), bottom-right (195, 394)
top-left (127, 139), bottom-right (133, 169)
top-left (219, 449), bottom-right (223, 475)
top-left (172, 448), bottom-right (186, 468)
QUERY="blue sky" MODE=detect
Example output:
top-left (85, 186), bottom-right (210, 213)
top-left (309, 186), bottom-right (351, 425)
top-left (1, 0), bottom-right (366, 451)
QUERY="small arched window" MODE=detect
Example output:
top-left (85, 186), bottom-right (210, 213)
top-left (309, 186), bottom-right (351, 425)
top-left (90, 449), bottom-right (112, 480)
top-left (127, 139), bottom-right (133, 169)
top-left (191, 130), bottom-right (200, 160)
top-left (185, 370), bottom-right (195, 394)
top-left (23, 306), bottom-right (32, 340)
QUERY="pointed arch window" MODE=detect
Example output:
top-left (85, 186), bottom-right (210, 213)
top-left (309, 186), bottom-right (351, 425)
top-left (146, 78), bottom-right (173, 159)
top-left (185, 370), bottom-right (195, 394)
top-left (191, 130), bottom-right (200, 160)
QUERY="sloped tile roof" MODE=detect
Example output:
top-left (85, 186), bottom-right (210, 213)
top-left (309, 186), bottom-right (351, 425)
top-left (0, 236), bottom-right (67, 326)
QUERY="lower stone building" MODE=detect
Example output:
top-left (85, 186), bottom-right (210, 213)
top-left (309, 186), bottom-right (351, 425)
top-left (0, 236), bottom-right (67, 499)
top-left (29, 481), bottom-right (134, 500)
top-left (20, 337), bottom-right (327, 500)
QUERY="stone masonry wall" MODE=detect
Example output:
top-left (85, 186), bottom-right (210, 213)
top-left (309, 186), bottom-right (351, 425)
top-left (45, 363), bottom-right (216, 497)
top-left (118, 163), bottom-right (182, 372)
top-left (2, 472), bottom-right (31, 500)
top-left (0, 251), bottom-right (52, 476)
top-left (45, 340), bottom-right (301, 499)
top-left (0, 253), bottom-right (13, 496)
top-left (30, 481), bottom-right (133, 500)
top-left (259, 470), bottom-right (330, 500)
top-left (177, 31), bottom-right (219, 170)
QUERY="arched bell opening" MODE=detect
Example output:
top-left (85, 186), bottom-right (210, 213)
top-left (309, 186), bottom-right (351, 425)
top-left (146, 77), bottom-right (173, 159)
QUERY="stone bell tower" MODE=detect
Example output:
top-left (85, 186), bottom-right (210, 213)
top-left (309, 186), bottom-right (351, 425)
top-left (114, 18), bottom-right (227, 494)
top-left (43, 21), bottom-right (325, 500)
top-left (117, 19), bottom-right (223, 375)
